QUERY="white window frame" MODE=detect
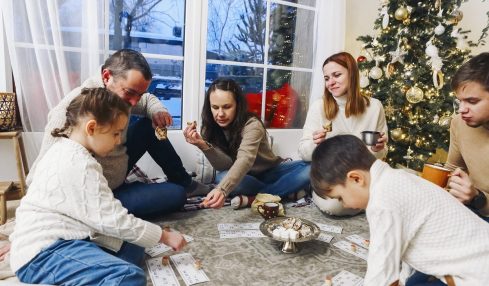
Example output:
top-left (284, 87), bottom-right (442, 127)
top-left (0, 11), bottom-right (13, 92)
top-left (191, 0), bottom-right (317, 129)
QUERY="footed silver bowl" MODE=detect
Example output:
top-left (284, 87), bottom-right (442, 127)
top-left (260, 216), bottom-right (320, 253)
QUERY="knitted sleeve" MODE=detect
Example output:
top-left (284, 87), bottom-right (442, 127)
top-left (59, 156), bottom-right (162, 248)
top-left (298, 99), bottom-right (328, 162)
top-left (131, 92), bottom-right (167, 119)
top-left (364, 208), bottom-right (402, 286)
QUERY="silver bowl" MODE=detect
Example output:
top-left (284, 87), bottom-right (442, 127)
top-left (260, 217), bottom-right (320, 253)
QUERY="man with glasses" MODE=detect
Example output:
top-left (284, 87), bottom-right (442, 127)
top-left (446, 52), bottom-right (489, 222)
top-left (29, 49), bottom-right (208, 219)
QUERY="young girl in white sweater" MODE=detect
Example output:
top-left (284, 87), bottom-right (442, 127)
top-left (10, 88), bottom-right (186, 285)
top-left (311, 135), bottom-right (489, 286)
top-left (299, 52), bottom-right (388, 216)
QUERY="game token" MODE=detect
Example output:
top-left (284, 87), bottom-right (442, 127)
top-left (162, 255), bottom-right (170, 266)
top-left (324, 275), bottom-right (332, 286)
top-left (194, 259), bottom-right (202, 270)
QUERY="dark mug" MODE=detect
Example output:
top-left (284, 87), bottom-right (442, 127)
top-left (361, 131), bottom-right (381, 146)
top-left (257, 202), bottom-right (279, 219)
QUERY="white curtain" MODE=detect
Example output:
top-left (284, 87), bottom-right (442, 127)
top-left (310, 0), bottom-right (346, 104)
top-left (0, 0), bottom-right (105, 131)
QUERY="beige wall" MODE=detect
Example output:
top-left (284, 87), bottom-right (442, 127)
top-left (345, 0), bottom-right (489, 57)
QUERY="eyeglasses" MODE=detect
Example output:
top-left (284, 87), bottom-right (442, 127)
top-left (122, 87), bottom-right (146, 98)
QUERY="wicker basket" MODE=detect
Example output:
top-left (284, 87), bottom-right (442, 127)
top-left (0, 92), bottom-right (17, 131)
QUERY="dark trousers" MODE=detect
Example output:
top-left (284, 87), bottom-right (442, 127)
top-left (113, 117), bottom-right (189, 219)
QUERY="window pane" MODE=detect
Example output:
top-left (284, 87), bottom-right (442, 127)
top-left (207, 0), bottom-right (266, 63)
top-left (109, 0), bottom-right (185, 55)
top-left (265, 69), bottom-right (311, 129)
top-left (147, 59), bottom-right (184, 129)
top-left (205, 63), bottom-right (264, 118)
top-left (268, 3), bottom-right (314, 68)
top-left (280, 0), bottom-right (316, 7)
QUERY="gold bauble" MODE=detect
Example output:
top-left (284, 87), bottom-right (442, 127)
top-left (406, 86), bottom-right (424, 104)
top-left (449, 10), bottom-right (463, 25)
top-left (390, 128), bottom-right (404, 142)
top-left (439, 113), bottom-right (453, 127)
top-left (394, 7), bottom-right (409, 20)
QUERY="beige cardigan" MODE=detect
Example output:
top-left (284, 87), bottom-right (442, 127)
top-left (202, 117), bottom-right (283, 196)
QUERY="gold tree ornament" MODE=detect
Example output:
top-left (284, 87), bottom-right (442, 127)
top-left (390, 128), bottom-right (404, 142)
top-left (394, 7), bottom-right (409, 20)
top-left (438, 112), bottom-right (453, 127)
top-left (448, 10), bottom-right (463, 25)
top-left (406, 86), bottom-right (424, 103)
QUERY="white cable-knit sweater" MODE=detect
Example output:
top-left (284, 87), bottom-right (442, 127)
top-left (298, 96), bottom-right (388, 161)
top-left (365, 160), bottom-right (489, 286)
top-left (10, 138), bottom-right (162, 272)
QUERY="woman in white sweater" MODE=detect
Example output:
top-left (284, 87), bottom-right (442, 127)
top-left (299, 52), bottom-right (388, 216)
top-left (10, 88), bottom-right (186, 286)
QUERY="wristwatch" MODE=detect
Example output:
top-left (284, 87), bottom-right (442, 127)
top-left (469, 189), bottom-right (487, 210)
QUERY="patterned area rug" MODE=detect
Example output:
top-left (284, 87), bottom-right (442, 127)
top-left (145, 202), bottom-right (369, 286)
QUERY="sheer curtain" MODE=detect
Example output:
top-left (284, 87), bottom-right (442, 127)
top-left (0, 0), bottom-right (105, 131)
top-left (310, 0), bottom-right (346, 103)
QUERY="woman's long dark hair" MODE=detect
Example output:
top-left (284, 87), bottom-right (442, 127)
top-left (201, 78), bottom-right (255, 158)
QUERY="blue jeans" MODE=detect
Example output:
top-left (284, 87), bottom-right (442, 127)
top-left (16, 239), bottom-right (146, 286)
top-left (406, 272), bottom-right (447, 286)
top-left (216, 160), bottom-right (310, 197)
top-left (113, 117), bottom-right (189, 218)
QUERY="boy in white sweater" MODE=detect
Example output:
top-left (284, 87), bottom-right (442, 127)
top-left (310, 135), bottom-right (489, 286)
top-left (10, 88), bottom-right (186, 285)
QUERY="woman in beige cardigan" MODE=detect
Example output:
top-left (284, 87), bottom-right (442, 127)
top-left (184, 78), bottom-right (310, 209)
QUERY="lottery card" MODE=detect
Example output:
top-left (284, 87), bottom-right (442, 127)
top-left (316, 232), bottom-right (334, 243)
top-left (217, 223), bottom-right (261, 231)
top-left (145, 233), bottom-right (194, 257)
top-left (332, 270), bottom-right (364, 286)
top-left (315, 223), bottom-right (343, 234)
top-left (219, 229), bottom-right (266, 238)
top-left (170, 253), bottom-right (210, 286)
top-left (146, 257), bottom-right (180, 286)
top-left (333, 240), bottom-right (368, 261)
top-left (345, 234), bottom-right (370, 249)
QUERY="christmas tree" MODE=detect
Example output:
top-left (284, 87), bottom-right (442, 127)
top-left (356, 0), bottom-right (488, 170)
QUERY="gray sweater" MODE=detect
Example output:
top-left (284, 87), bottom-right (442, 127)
top-left (27, 71), bottom-right (166, 189)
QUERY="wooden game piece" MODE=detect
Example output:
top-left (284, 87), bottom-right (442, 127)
top-left (194, 258), bottom-right (202, 270)
top-left (324, 275), bottom-right (333, 286)
top-left (161, 255), bottom-right (170, 266)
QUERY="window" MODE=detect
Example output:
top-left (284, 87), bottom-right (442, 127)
top-left (109, 0), bottom-right (185, 129)
top-left (110, 0), bottom-right (316, 130)
top-left (205, 0), bottom-right (316, 129)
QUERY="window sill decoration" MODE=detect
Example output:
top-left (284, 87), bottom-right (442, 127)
top-left (0, 92), bottom-right (17, 131)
